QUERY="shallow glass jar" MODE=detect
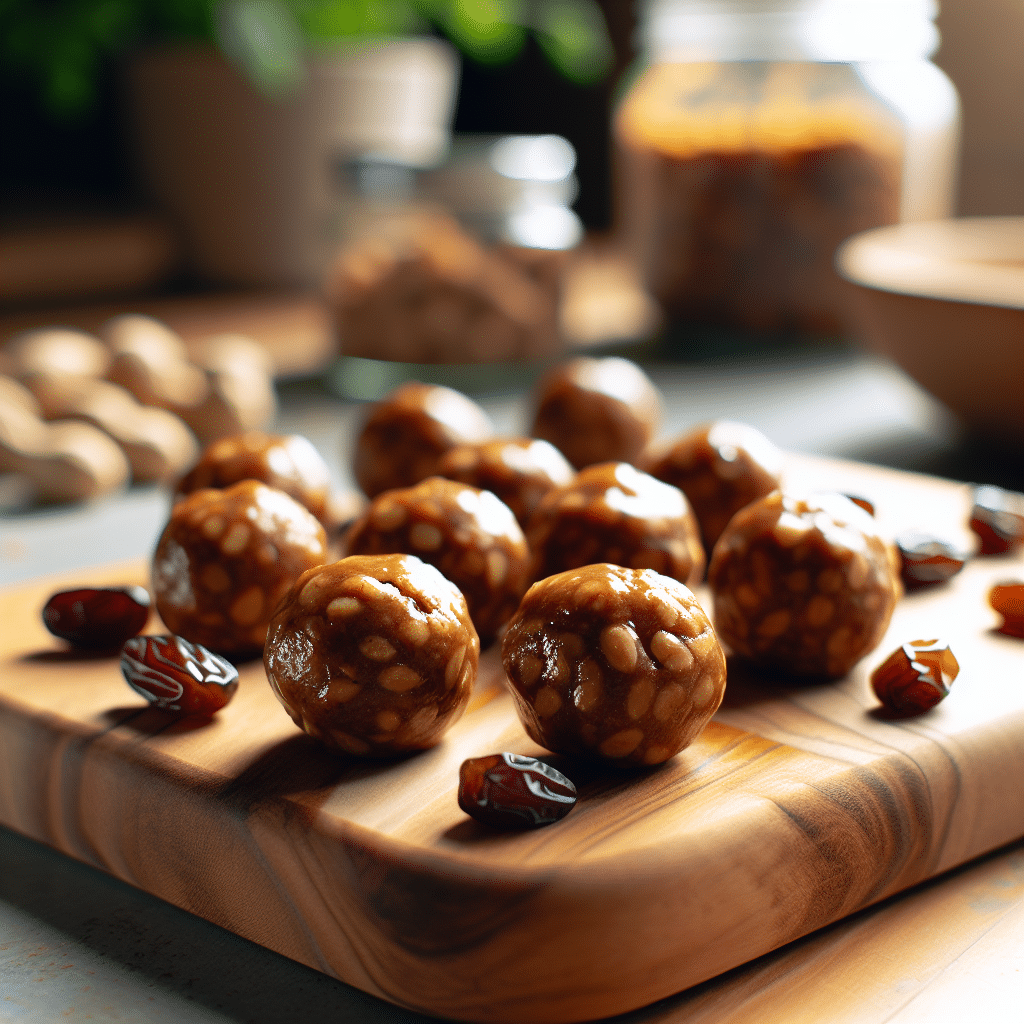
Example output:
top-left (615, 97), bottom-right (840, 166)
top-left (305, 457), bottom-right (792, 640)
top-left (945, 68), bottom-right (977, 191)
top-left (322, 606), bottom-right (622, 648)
top-left (614, 0), bottom-right (960, 334)
top-left (325, 135), bottom-right (585, 399)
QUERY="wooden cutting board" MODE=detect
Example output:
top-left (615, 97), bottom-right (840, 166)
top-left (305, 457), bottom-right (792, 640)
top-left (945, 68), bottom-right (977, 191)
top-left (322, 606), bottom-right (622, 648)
top-left (1, 455), bottom-right (1022, 1024)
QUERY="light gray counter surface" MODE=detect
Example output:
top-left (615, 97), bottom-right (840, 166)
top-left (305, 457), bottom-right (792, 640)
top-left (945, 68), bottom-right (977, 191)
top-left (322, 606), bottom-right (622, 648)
top-left (1, 346), bottom-right (1021, 1023)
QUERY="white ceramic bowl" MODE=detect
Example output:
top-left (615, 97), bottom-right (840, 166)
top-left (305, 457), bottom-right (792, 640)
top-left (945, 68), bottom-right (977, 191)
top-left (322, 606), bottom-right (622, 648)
top-left (837, 218), bottom-right (1024, 442)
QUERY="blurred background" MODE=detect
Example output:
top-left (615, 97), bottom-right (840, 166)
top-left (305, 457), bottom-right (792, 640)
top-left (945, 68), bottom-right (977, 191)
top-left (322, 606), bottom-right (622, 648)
top-left (1, 0), bottom-right (1022, 521)
top-left (2, 1), bottom-right (1022, 227)
top-left (2, 1), bottom-right (1021, 291)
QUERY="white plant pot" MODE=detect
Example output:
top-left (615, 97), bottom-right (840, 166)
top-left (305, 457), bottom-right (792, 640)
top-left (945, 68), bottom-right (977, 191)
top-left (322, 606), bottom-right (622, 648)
top-left (126, 39), bottom-right (459, 287)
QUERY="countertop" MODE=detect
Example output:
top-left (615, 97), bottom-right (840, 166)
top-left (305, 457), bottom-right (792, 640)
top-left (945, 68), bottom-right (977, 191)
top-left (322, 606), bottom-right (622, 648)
top-left (2, 336), bottom-right (1023, 1023)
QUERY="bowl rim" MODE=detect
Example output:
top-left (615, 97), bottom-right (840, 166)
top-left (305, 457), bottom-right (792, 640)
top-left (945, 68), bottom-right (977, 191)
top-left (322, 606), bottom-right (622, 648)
top-left (836, 216), bottom-right (1024, 311)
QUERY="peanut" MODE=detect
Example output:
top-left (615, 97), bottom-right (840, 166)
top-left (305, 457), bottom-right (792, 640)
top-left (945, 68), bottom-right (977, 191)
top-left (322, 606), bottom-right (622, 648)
top-left (4, 327), bottom-right (110, 382)
top-left (176, 334), bottom-right (277, 443)
top-left (15, 375), bottom-right (198, 485)
top-left (0, 398), bottom-right (129, 502)
top-left (102, 314), bottom-right (209, 410)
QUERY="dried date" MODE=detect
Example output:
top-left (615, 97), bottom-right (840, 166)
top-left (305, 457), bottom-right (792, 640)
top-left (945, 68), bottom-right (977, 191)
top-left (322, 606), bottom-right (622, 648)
top-left (870, 639), bottom-right (959, 714)
top-left (969, 486), bottom-right (1024, 555)
top-left (121, 634), bottom-right (239, 716)
top-left (42, 586), bottom-right (150, 649)
top-left (895, 531), bottom-right (967, 588)
top-left (458, 753), bottom-right (577, 829)
top-left (989, 580), bottom-right (1024, 638)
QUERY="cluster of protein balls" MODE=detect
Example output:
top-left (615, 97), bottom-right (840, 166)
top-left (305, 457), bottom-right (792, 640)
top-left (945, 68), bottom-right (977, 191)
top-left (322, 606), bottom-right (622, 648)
top-left (44, 356), bottom-right (1021, 830)
top-left (136, 357), bottom-right (922, 776)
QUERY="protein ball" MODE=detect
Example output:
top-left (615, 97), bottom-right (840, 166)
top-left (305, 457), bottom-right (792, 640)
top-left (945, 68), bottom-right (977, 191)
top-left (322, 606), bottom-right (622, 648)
top-left (708, 491), bottom-right (901, 678)
top-left (502, 563), bottom-right (726, 766)
top-left (264, 553), bottom-right (479, 757)
top-left (643, 420), bottom-right (783, 552)
top-left (152, 479), bottom-right (328, 656)
top-left (530, 356), bottom-right (662, 469)
top-left (345, 477), bottom-right (530, 644)
top-left (352, 381), bottom-right (494, 498)
top-left (435, 436), bottom-right (575, 529)
top-left (175, 431), bottom-right (339, 530)
top-left (525, 462), bottom-right (705, 587)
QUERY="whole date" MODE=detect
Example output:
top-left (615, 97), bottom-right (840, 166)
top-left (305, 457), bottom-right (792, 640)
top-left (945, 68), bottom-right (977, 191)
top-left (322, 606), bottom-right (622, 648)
top-left (458, 753), bottom-right (577, 829)
top-left (121, 634), bottom-right (239, 716)
top-left (42, 586), bottom-right (151, 649)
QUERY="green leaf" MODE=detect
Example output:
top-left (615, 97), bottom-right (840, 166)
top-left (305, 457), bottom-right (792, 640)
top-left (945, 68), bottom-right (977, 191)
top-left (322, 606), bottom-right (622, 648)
top-left (290, 0), bottom-right (425, 40)
top-left (215, 0), bottom-right (306, 98)
top-left (534, 0), bottom-right (612, 85)
top-left (441, 0), bottom-right (525, 65)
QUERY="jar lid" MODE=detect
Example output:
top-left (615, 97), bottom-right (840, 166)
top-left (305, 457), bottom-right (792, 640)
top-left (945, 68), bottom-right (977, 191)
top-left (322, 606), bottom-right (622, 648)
top-left (640, 0), bottom-right (939, 62)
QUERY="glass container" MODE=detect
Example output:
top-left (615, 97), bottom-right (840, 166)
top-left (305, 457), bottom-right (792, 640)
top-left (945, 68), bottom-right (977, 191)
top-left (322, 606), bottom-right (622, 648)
top-left (325, 135), bottom-right (584, 398)
top-left (614, 0), bottom-right (960, 334)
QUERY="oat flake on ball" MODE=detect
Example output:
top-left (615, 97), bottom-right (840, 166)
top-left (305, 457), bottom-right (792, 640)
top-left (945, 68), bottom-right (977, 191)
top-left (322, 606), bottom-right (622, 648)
top-left (264, 553), bottom-right (479, 758)
top-left (501, 563), bottom-right (726, 766)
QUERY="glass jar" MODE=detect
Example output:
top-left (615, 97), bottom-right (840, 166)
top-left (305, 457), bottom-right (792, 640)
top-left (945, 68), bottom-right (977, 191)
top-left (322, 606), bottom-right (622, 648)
top-left (614, 0), bottom-right (960, 334)
top-left (324, 136), bottom-right (585, 399)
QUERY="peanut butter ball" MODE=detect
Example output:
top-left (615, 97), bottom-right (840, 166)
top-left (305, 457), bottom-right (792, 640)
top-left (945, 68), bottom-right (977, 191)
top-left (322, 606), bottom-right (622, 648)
top-left (352, 382), bottom-right (494, 498)
top-left (525, 462), bottom-right (705, 588)
top-left (176, 431), bottom-right (337, 529)
top-left (502, 563), bottom-right (726, 766)
top-left (708, 491), bottom-right (901, 678)
top-left (265, 553), bottom-right (479, 757)
top-left (643, 420), bottom-right (783, 551)
top-left (152, 480), bottom-right (328, 656)
top-left (530, 356), bottom-right (662, 469)
top-left (435, 436), bottom-right (574, 529)
top-left (345, 476), bottom-right (530, 644)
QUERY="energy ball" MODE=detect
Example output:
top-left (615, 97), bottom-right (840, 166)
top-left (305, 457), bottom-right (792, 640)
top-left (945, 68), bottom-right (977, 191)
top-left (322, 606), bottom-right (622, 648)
top-left (643, 420), bottom-right (783, 552)
top-left (345, 477), bottom-right (530, 644)
top-left (525, 462), bottom-right (705, 588)
top-left (265, 554), bottom-right (479, 757)
top-left (708, 491), bottom-right (901, 678)
top-left (353, 381), bottom-right (494, 498)
top-left (153, 480), bottom-right (328, 656)
top-left (176, 431), bottom-right (339, 529)
top-left (502, 563), bottom-right (726, 766)
top-left (530, 356), bottom-right (662, 469)
top-left (435, 436), bottom-right (574, 529)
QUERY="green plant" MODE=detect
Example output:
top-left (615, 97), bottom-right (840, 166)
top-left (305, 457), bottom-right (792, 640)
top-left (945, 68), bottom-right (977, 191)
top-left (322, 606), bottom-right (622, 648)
top-left (1, 0), bottom-right (613, 119)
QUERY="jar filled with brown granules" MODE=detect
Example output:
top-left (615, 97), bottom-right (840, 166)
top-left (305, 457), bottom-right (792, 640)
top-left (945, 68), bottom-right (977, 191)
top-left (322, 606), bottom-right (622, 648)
top-left (614, 0), bottom-right (960, 335)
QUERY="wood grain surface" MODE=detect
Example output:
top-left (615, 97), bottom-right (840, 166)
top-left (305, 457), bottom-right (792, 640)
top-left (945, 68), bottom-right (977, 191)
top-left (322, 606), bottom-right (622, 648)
top-left (0, 454), bottom-right (1022, 1023)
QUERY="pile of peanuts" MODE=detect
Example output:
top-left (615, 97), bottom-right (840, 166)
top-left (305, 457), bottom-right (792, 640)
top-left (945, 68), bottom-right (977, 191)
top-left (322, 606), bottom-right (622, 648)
top-left (0, 314), bottom-right (276, 503)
